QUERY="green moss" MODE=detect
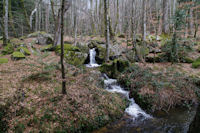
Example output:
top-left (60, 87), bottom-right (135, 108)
top-left (182, 57), bottom-right (194, 63)
top-left (55, 44), bottom-right (80, 55)
top-left (11, 52), bottom-right (25, 60)
top-left (17, 47), bottom-right (31, 55)
top-left (0, 58), bottom-right (8, 64)
top-left (192, 58), bottom-right (200, 68)
top-left (27, 31), bottom-right (47, 37)
top-left (40, 44), bottom-right (54, 52)
top-left (65, 51), bottom-right (87, 66)
top-left (1, 43), bottom-right (14, 55)
top-left (100, 59), bottom-right (129, 78)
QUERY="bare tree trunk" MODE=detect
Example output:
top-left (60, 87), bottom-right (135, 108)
top-left (162, 0), bottom-right (169, 34)
top-left (74, 0), bottom-right (78, 46)
top-left (173, 0), bottom-right (177, 16)
top-left (20, 0), bottom-right (31, 32)
top-left (9, 0), bottom-right (17, 37)
top-left (3, 0), bottom-right (9, 46)
top-left (61, 0), bottom-right (66, 94)
top-left (142, 0), bottom-right (147, 41)
top-left (104, 0), bottom-right (110, 62)
top-left (45, 2), bottom-right (50, 33)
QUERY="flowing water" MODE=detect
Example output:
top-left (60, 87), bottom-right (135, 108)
top-left (86, 49), bottom-right (197, 133)
top-left (86, 48), bottom-right (100, 68)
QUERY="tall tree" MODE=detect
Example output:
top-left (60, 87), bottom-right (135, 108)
top-left (162, 0), bottom-right (169, 34)
top-left (61, 0), bottom-right (66, 94)
top-left (104, 0), bottom-right (110, 62)
top-left (3, 0), bottom-right (9, 46)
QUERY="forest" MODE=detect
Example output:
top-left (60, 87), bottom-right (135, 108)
top-left (0, 0), bottom-right (200, 132)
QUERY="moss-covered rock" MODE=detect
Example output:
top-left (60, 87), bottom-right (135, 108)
top-left (65, 51), bottom-right (88, 66)
top-left (55, 44), bottom-right (80, 55)
top-left (1, 43), bottom-right (14, 55)
top-left (27, 31), bottom-right (47, 38)
top-left (192, 58), bottom-right (200, 68)
top-left (100, 59), bottom-right (129, 78)
top-left (17, 47), bottom-right (31, 55)
top-left (40, 44), bottom-right (55, 52)
top-left (11, 52), bottom-right (25, 60)
top-left (181, 57), bottom-right (194, 63)
top-left (0, 58), bottom-right (8, 64)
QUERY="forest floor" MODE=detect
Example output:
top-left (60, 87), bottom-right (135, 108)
top-left (0, 38), bottom-right (127, 132)
top-left (0, 35), bottom-right (200, 132)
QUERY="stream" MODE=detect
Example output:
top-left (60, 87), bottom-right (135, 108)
top-left (86, 49), bottom-right (197, 133)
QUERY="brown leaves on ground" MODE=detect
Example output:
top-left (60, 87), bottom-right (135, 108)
top-left (0, 38), bottom-right (126, 132)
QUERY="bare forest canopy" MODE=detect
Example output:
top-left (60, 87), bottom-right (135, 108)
top-left (0, 0), bottom-right (200, 38)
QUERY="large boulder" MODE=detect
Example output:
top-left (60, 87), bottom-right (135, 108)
top-left (11, 52), bottom-right (25, 60)
top-left (28, 31), bottom-right (53, 45)
top-left (100, 59), bottom-right (129, 78)
top-left (65, 51), bottom-right (88, 66)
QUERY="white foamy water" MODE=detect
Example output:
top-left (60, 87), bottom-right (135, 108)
top-left (86, 48), bottom-right (100, 68)
top-left (103, 74), bottom-right (152, 120)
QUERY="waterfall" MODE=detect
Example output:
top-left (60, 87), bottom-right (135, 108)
top-left (86, 48), bottom-right (100, 68)
top-left (103, 74), bottom-right (152, 120)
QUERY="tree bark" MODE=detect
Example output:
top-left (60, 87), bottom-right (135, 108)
top-left (20, 0), bottom-right (31, 32)
top-left (142, 0), bottom-right (147, 41)
top-left (162, 0), bottom-right (169, 34)
top-left (104, 0), bottom-right (110, 62)
top-left (61, 0), bottom-right (66, 94)
top-left (45, 2), bottom-right (50, 33)
top-left (3, 0), bottom-right (9, 46)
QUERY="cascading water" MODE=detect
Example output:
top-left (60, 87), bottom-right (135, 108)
top-left (103, 74), bottom-right (151, 120)
top-left (86, 48), bottom-right (100, 68)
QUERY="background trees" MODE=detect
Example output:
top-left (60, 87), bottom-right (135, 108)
top-left (0, 0), bottom-right (199, 44)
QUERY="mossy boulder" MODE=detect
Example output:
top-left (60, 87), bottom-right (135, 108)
top-left (40, 44), bottom-right (55, 52)
top-left (0, 58), bottom-right (8, 64)
top-left (1, 43), bottom-right (14, 55)
top-left (192, 57), bottom-right (200, 69)
top-left (181, 57), bottom-right (194, 63)
top-left (100, 59), bottom-right (129, 78)
top-left (27, 31), bottom-right (47, 38)
top-left (17, 47), bottom-right (31, 55)
top-left (65, 51), bottom-right (88, 66)
top-left (11, 52), bottom-right (25, 60)
top-left (55, 44), bottom-right (80, 55)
